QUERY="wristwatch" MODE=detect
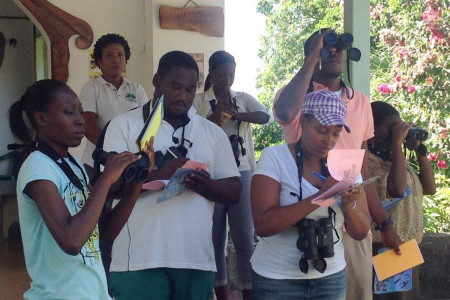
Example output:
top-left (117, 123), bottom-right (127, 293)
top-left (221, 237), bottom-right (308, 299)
top-left (375, 217), bottom-right (393, 231)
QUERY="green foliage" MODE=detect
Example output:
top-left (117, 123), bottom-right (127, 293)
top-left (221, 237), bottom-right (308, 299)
top-left (369, 0), bottom-right (449, 159)
top-left (254, 0), bottom-right (449, 232)
top-left (255, 0), bottom-right (344, 149)
top-left (410, 154), bottom-right (450, 232)
top-left (369, 0), bottom-right (449, 232)
top-left (423, 172), bottom-right (450, 233)
top-left (256, 0), bottom-right (343, 102)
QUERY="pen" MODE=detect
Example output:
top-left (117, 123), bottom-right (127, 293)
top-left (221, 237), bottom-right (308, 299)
top-left (166, 147), bottom-right (178, 158)
top-left (313, 171), bottom-right (327, 181)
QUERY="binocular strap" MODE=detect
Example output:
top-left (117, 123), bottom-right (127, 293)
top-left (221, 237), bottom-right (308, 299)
top-left (209, 98), bottom-right (246, 165)
top-left (35, 140), bottom-right (89, 201)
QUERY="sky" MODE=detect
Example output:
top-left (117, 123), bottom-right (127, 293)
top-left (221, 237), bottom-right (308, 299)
top-left (224, 0), bottom-right (266, 98)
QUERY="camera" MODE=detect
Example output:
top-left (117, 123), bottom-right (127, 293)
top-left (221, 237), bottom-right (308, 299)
top-left (154, 146), bottom-right (187, 169)
top-left (320, 31), bottom-right (361, 62)
top-left (404, 127), bottom-right (428, 151)
top-left (229, 135), bottom-right (246, 167)
top-left (93, 150), bottom-right (150, 183)
top-left (296, 217), bottom-right (335, 273)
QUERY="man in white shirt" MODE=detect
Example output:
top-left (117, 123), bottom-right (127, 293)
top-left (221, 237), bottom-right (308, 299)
top-left (101, 51), bottom-right (242, 300)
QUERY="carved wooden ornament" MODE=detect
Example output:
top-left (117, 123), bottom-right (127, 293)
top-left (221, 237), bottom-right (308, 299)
top-left (159, 5), bottom-right (224, 37)
top-left (16, 0), bottom-right (93, 83)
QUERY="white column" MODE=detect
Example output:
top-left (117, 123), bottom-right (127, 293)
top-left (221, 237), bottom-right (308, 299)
top-left (344, 0), bottom-right (370, 97)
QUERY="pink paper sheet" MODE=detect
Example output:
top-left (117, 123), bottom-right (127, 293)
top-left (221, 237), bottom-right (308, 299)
top-left (311, 180), bottom-right (354, 207)
top-left (182, 160), bottom-right (208, 170)
top-left (142, 180), bottom-right (169, 190)
top-left (327, 149), bottom-right (365, 182)
top-left (311, 149), bottom-right (364, 208)
top-left (312, 198), bottom-right (336, 208)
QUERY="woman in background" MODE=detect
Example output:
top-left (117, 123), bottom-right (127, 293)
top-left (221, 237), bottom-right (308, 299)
top-left (194, 50), bottom-right (272, 300)
top-left (80, 33), bottom-right (148, 176)
top-left (368, 101), bottom-right (435, 300)
top-left (9, 79), bottom-right (152, 299)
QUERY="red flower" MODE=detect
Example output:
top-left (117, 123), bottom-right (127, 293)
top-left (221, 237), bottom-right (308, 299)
top-left (407, 85), bottom-right (417, 93)
top-left (399, 49), bottom-right (410, 57)
top-left (395, 72), bottom-right (402, 82)
top-left (423, 7), bottom-right (440, 23)
top-left (432, 32), bottom-right (444, 40)
top-left (428, 153), bottom-right (438, 161)
top-left (437, 160), bottom-right (447, 169)
top-left (441, 129), bottom-right (448, 139)
top-left (377, 83), bottom-right (393, 95)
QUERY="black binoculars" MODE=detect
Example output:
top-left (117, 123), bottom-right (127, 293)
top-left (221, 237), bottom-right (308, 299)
top-left (404, 127), bottom-right (428, 151)
top-left (94, 150), bottom-right (150, 183)
top-left (296, 217), bottom-right (335, 274)
top-left (320, 31), bottom-right (361, 62)
top-left (229, 135), bottom-right (246, 167)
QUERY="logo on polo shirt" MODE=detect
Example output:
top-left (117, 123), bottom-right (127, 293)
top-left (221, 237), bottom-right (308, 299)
top-left (125, 93), bottom-right (137, 102)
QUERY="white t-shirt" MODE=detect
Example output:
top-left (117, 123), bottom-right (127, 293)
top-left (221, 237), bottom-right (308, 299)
top-left (79, 76), bottom-right (148, 166)
top-left (251, 144), bottom-right (346, 280)
top-left (103, 106), bottom-right (240, 272)
top-left (17, 151), bottom-right (110, 300)
top-left (193, 87), bottom-right (273, 171)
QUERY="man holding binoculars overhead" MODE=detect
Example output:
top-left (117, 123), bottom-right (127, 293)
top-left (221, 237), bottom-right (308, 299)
top-left (273, 29), bottom-right (403, 300)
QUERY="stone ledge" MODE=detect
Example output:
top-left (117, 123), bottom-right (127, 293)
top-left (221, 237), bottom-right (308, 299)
top-left (419, 233), bottom-right (450, 299)
top-left (226, 233), bottom-right (450, 299)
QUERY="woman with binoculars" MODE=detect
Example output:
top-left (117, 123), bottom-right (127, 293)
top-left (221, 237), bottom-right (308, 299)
top-left (9, 79), bottom-right (154, 299)
top-left (193, 50), bottom-right (272, 300)
top-left (251, 91), bottom-right (370, 300)
top-left (368, 101), bottom-right (435, 299)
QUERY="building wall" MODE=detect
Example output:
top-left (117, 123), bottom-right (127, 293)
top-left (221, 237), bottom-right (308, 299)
top-left (43, 0), bottom-right (224, 158)
top-left (0, 0), bottom-right (224, 239)
top-left (2, 0), bottom-right (225, 160)
top-left (0, 11), bottom-right (34, 165)
top-left (0, 0), bottom-right (34, 238)
top-left (150, 0), bottom-right (225, 85)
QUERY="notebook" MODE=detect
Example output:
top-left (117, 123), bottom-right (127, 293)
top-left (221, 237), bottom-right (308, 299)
top-left (372, 239), bottom-right (424, 281)
top-left (136, 95), bottom-right (164, 150)
top-left (374, 247), bottom-right (412, 294)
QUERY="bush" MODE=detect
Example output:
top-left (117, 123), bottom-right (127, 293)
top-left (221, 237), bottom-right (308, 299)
top-left (370, 0), bottom-right (449, 232)
top-left (255, 0), bottom-right (449, 232)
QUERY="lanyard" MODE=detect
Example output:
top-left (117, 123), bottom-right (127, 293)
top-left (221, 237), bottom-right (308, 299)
top-left (36, 140), bottom-right (88, 193)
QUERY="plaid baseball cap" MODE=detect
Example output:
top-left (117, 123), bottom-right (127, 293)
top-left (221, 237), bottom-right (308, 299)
top-left (301, 90), bottom-right (351, 133)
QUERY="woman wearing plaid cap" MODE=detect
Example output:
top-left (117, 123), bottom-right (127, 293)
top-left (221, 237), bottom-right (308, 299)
top-left (250, 90), bottom-right (370, 299)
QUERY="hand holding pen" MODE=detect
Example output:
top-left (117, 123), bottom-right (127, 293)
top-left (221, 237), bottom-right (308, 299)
top-left (317, 174), bottom-right (338, 195)
top-left (313, 171), bottom-right (327, 181)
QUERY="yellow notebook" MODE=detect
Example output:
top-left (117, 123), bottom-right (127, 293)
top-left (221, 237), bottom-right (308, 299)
top-left (372, 239), bottom-right (424, 281)
top-left (137, 96), bottom-right (164, 150)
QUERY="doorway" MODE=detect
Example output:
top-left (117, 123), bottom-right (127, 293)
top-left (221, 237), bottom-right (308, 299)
top-left (0, 0), bottom-right (44, 297)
